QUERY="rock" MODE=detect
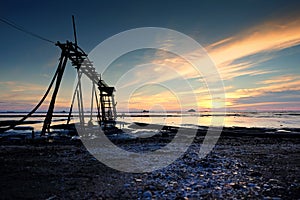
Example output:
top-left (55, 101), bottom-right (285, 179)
top-left (230, 182), bottom-right (242, 189)
top-left (250, 171), bottom-right (262, 177)
top-left (248, 183), bottom-right (256, 187)
top-left (175, 196), bottom-right (188, 200)
top-left (142, 190), bottom-right (152, 200)
top-left (185, 186), bottom-right (192, 191)
top-left (172, 181), bottom-right (178, 188)
top-left (214, 186), bottom-right (222, 190)
top-left (46, 195), bottom-right (57, 200)
top-left (269, 179), bottom-right (279, 184)
top-left (135, 178), bottom-right (142, 182)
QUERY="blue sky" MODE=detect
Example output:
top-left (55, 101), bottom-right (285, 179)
top-left (0, 0), bottom-right (300, 111)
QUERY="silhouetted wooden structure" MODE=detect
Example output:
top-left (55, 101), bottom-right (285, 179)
top-left (0, 16), bottom-right (118, 135)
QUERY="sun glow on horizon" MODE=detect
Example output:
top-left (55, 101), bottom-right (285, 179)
top-left (1, 13), bottom-right (300, 112)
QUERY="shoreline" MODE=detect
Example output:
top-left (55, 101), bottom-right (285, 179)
top-left (1, 124), bottom-right (300, 146)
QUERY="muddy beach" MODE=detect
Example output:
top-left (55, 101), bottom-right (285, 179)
top-left (0, 128), bottom-right (299, 199)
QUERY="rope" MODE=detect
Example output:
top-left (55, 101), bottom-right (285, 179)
top-left (0, 17), bottom-right (58, 133)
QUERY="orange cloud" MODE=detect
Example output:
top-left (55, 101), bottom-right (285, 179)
top-left (0, 81), bottom-right (72, 111)
top-left (117, 15), bottom-right (300, 111)
top-left (208, 17), bottom-right (300, 66)
top-left (225, 75), bottom-right (300, 108)
top-left (184, 16), bottom-right (300, 83)
top-left (0, 81), bottom-right (45, 92)
top-left (138, 16), bottom-right (300, 85)
top-left (228, 101), bottom-right (300, 110)
top-left (258, 75), bottom-right (298, 85)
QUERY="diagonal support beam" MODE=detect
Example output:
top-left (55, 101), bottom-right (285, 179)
top-left (41, 49), bottom-right (69, 135)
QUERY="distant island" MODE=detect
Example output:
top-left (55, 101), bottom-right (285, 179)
top-left (187, 109), bottom-right (196, 112)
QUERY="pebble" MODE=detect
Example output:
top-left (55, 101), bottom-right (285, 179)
top-left (46, 195), bottom-right (57, 200)
top-left (142, 190), bottom-right (152, 200)
top-left (111, 142), bottom-right (295, 199)
top-left (248, 183), bottom-right (256, 187)
top-left (269, 179), bottom-right (279, 184)
top-left (250, 171), bottom-right (262, 177)
top-left (135, 178), bottom-right (142, 182)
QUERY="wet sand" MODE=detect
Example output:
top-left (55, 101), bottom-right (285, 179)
top-left (0, 129), bottom-right (299, 199)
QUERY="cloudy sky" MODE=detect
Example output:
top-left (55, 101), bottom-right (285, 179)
top-left (0, 0), bottom-right (300, 112)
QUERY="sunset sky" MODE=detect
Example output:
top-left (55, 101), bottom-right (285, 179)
top-left (0, 0), bottom-right (300, 112)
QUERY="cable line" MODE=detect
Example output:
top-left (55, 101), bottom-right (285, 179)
top-left (0, 17), bottom-right (55, 44)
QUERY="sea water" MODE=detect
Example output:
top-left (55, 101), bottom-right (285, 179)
top-left (0, 111), bottom-right (299, 134)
